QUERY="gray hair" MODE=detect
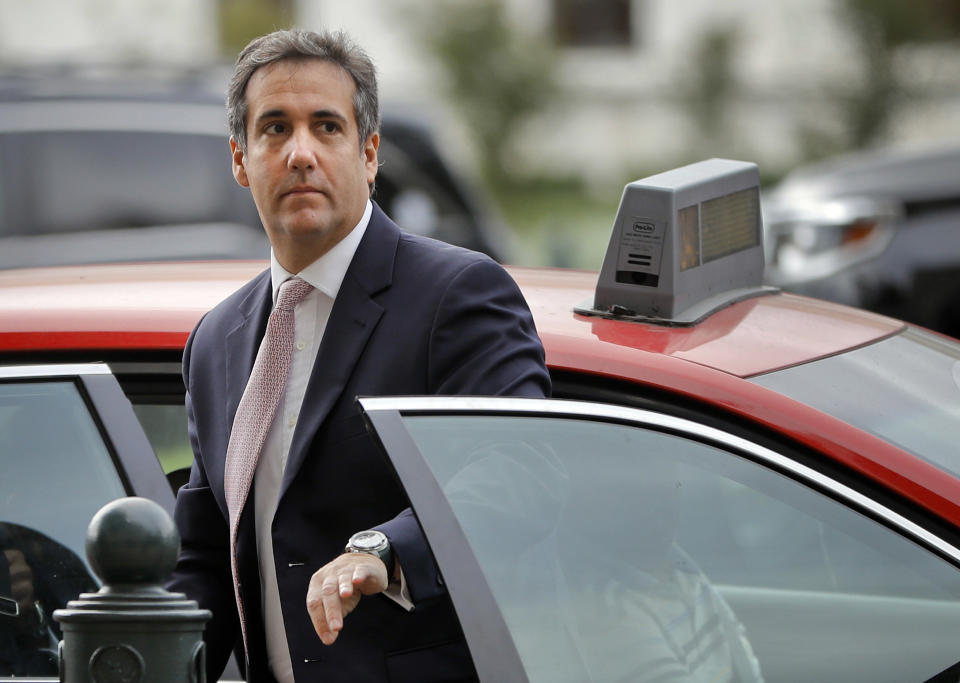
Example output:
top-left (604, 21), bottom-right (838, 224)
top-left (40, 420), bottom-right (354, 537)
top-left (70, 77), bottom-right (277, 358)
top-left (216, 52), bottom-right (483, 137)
top-left (227, 28), bottom-right (380, 153)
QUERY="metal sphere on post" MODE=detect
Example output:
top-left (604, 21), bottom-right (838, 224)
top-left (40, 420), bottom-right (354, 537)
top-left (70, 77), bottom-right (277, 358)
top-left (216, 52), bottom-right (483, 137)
top-left (53, 497), bottom-right (211, 683)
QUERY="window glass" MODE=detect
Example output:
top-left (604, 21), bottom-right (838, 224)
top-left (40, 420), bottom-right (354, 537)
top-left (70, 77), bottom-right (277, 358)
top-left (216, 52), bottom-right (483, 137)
top-left (131, 403), bottom-right (191, 476)
top-left (553, 0), bottom-right (633, 47)
top-left (751, 327), bottom-right (960, 477)
top-left (403, 414), bottom-right (960, 683)
top-left (0, 381), bottom-right (126, 677)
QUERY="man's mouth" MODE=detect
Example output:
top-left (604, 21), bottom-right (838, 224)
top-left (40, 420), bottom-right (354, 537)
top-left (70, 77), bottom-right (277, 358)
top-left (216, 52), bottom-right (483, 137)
top-left (282, 185), bottom-right (323, 198)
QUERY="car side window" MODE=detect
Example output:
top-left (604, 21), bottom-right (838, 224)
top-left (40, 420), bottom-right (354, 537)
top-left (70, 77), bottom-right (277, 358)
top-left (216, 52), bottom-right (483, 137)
top-left (130, 403), bottom-right (191, 491)
top-left (0, 381), bottom-right (125, 678)
top-left (400, 414), bottom-right (960, 683)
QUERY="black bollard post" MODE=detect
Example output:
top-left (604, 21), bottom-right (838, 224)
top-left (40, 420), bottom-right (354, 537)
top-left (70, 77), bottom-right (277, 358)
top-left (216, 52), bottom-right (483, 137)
top-left (53, 497), bottom-right (211, 682)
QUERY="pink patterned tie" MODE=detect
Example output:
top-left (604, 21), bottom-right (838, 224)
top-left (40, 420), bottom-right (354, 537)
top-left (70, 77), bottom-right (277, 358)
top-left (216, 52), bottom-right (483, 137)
top-left (223, 276), bottom-right (314, 650)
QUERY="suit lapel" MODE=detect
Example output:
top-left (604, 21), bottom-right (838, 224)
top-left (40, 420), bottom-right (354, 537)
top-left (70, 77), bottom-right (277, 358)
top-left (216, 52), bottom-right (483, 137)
top-left (224, 270), bottom-right (272, 434)
top-left (280, 205), bottom-right (400, 495)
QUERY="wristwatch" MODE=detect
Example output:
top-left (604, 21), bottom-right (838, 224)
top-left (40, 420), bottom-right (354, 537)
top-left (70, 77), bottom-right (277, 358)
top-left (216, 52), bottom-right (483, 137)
top-left (344, 530), bottom-right (394, 576)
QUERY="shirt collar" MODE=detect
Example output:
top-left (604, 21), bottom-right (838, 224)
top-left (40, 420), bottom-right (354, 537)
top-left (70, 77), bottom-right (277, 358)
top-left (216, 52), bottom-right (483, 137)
top-left (269, 199), bottom-right (372, 302)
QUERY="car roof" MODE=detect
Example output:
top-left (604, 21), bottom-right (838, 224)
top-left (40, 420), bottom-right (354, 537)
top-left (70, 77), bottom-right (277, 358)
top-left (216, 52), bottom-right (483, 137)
top-left (0, 259), bottom-right (904, 366)
top-left (510, 266), bottom-right (902, 378)
top-left (0, 261), bottom-right (903, 372)
top-left (0, 261), bottom-right (258, 351)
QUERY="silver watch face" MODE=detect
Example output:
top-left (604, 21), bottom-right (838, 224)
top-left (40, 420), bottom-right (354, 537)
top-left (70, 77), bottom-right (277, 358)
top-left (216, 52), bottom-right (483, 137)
top-left (351, 530), bottom-right (387, 551)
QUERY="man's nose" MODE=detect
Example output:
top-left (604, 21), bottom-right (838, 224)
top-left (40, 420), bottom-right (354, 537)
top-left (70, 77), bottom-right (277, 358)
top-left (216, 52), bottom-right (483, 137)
top-left (286, 130), bottom-right (318, 171)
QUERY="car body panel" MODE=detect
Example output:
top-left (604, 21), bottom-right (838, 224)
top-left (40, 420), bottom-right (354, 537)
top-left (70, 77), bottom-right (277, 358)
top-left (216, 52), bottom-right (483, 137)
top-left (3, 262), bottom-right (957, 531)
top-left (0, 261), bottom-right (261, 350)
top-left (3, 256), bottom-right (960, 681)
top-left (0, 262), bottom-right (903, 366)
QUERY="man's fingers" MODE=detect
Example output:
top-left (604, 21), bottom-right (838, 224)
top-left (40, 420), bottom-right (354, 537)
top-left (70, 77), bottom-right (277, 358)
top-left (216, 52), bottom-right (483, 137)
top-left (352, 559), bottom-right (388, 594)
top-left (306, 576), bottom-right (342, 644)
top-left (352, 564), bottom-right (370, 586)
top-left (306, 553), bottom-right (390, 646)
top-left (339, 573), bottom-right (354, 597)
top-left (306, 580), bottom-right (331, 642)
top-left (315, 578), bottom-right (342, 645)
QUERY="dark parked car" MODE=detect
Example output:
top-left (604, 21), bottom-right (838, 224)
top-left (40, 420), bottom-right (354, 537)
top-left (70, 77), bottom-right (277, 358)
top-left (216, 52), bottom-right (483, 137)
top-left (763, 142), bottom-right (960, 337)
top-left (0, 68), bottom-right (507, 269)
top-left (3, 160), bottom-right (960, 681)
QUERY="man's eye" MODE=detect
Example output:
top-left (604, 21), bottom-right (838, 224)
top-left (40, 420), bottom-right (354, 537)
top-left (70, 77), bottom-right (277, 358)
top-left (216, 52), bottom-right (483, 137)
top-left (320, 122), bottom-right (339, 133)
top-left (265, 123), bottom-right (286, 135)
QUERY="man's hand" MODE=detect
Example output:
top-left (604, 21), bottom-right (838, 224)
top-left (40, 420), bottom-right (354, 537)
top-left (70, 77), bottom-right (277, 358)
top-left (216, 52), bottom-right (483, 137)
top-left (3, 548), bottom-right (42, 638)
top-left (4, 549), bottom-right (33, 612)
top-left (306, 553), bottom-right (389, 645)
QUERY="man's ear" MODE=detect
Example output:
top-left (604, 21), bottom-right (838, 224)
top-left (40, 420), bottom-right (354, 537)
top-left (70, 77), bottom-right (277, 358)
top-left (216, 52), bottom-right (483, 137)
top-left (363, 132), bottom-right (380, 186)
top-left (230, 136), bottom-right (250, 188)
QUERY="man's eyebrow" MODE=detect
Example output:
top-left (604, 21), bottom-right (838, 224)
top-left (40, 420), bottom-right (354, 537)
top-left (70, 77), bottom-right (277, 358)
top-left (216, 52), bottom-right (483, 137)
top-left (251, 107), bottom-right (350, 127)
top-left (253, 108), bottom-right (287, 125)
top-left (312, 109), bottom-right (349, 123)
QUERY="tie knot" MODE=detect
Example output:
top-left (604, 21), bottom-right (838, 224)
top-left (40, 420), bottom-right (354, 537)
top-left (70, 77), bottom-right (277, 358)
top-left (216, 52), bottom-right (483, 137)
top-left (275, 277), bottom-right (314, 311)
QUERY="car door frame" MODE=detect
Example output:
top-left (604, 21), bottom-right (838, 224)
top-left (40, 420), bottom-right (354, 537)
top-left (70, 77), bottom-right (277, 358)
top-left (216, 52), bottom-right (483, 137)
top-left (358, 395), bottom-right (960, 682)
top-left (0, 362), bottom-right (175, 515)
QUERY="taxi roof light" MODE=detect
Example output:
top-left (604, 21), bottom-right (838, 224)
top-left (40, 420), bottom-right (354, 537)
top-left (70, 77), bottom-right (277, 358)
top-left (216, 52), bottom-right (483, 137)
top-left (577, 158), bottom-right (776, 326)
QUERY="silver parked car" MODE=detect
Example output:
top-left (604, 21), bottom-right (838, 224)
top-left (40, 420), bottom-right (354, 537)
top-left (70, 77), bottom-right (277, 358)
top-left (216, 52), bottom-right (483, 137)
top-left (763, 142), bottom-right (960, 337)
top-left (0, 68), bottom-right (508, 269)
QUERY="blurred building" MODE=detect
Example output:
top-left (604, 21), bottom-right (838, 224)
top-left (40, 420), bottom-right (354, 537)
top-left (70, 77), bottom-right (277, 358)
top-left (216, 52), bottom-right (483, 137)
top-left (300, 0), bottom-right (960, 184)
top-left (2, 0), bottom-right (958, 183)
top-left (0, 0), bottom-right (219, 66)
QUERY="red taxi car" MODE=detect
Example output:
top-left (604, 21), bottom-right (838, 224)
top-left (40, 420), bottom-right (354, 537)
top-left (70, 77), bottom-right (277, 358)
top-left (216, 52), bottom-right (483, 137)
top-left (2, 160), bottom-right (959, 682)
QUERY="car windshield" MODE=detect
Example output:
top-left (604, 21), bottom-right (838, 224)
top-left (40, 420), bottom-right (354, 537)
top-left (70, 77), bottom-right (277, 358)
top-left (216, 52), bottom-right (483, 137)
top-left (750, 327), bottom-right (960, 477)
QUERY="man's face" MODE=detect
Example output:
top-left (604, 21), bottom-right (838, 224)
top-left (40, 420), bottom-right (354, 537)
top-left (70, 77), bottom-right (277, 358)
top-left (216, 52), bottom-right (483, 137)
top-left (231, 58), bottom-right (379, 273)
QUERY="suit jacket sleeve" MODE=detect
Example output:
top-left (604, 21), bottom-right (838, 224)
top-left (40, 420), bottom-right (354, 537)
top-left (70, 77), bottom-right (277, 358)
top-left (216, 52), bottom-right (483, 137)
top-left (166, 323), bottom-right (240, 682)
top-left (377, 257), bottom-right (551, 604)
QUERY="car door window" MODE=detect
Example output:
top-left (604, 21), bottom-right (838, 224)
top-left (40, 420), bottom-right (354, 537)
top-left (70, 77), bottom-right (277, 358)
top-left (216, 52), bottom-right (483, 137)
top-left (0, 380), bottom-right (125, 678)
top-left (130, 403), bottom-right (191, 488)
top-left (106, 363), bottom-right (193, 492)
top-left (374, 406), bottom-right (960, 683)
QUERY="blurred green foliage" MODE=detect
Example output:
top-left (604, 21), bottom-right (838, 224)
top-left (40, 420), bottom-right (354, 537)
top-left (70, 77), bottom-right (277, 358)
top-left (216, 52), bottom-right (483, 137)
top-left (496, 175), bottom-right (617, 267)
top-left (408, 0), bottom-right (559, 189)
top-left (677, 23), bottom-right (741, 157)
top-left (836, 0), bottom-right (960, 148)
top-left (841, 0), bottom-right (960, 45)
top-left (219, 0), bottom-right (294, 56)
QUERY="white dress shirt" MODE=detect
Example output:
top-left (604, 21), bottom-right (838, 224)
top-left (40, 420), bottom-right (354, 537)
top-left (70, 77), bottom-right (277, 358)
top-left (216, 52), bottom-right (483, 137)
top-left (251, 202), bottom-right (372, 683)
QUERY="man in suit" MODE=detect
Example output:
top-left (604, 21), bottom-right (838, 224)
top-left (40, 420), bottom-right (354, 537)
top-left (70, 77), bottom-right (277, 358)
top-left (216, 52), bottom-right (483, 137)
top-left (168, 28), bottom-right (550, 683)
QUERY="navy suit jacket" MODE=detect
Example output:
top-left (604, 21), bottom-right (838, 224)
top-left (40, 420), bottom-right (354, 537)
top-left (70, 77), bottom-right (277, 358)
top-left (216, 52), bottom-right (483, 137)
top-left (168, 203), bottom-right (550, 682)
